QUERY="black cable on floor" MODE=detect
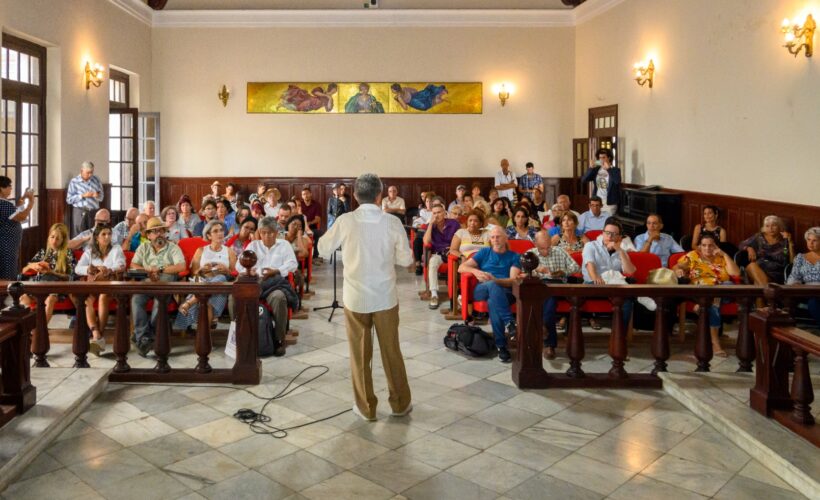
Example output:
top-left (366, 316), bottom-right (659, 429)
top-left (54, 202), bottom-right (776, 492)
top-left (119, 365), bottom-right (351, 438)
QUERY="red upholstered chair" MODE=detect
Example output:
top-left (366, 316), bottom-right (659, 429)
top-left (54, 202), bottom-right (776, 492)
top-left (177, 237), bottom-right (208, 278)
top-left (584, 230), bottom-right (603, 241)
top-left (668, 251), bottom-right (740, 342)
top-left (627, 252), bottom-right (662, 285)
top-left (460, 240), bottom-right (534, 321)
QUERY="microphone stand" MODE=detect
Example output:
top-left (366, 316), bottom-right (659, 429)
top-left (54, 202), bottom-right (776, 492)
top-left (313, 248), bottom-right (343, 322)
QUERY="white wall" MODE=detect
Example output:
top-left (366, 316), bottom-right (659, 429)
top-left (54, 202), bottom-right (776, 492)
top-left (151, 26), bottom-right (575, 179)
top-left (0, 0), bottom-right (152, 188)
top-left (574, 0), bottom-right (819, 206)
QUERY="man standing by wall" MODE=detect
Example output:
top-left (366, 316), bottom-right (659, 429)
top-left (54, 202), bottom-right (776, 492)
top-left (66, 161), bottom-right (103, 237)
top-left (494, 158), bottom-right (517, 203)
top-left (319, 173), bottom-right (414, 422)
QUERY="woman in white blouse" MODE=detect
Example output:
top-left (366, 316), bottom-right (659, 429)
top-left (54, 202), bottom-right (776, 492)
top-left (76, 225), bottom-right (126, 355)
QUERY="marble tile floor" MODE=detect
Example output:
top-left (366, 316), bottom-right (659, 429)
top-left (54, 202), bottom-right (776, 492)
top-left (3, 257), bottom-right (816, 499)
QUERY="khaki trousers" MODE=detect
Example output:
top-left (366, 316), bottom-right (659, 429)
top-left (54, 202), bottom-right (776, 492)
top-left (344, 305), bottom-right (411, 419)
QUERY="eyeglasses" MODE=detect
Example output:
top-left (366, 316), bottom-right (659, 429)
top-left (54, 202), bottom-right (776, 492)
top-left (603, 230), bottom-right (620, 237)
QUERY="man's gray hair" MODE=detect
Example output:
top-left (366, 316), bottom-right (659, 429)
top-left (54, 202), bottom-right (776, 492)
top-left (258, 216), bottom-right (281, 232)
top-left (354, 173), bottom-right (383, 204)
top-left (81, 161), bottom-right (95, 171)
top-left (805, 226), bottom-right (820, 241)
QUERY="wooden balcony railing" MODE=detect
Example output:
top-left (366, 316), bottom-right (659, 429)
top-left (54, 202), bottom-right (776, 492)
top-left (0, 287), bottom-right (36, 428)
top-left (0, 252), bottom-right (264, 385)
top-left (749, 284), bottom-right (820, 447)
top-left (512, 280), bottom-right (769, 389)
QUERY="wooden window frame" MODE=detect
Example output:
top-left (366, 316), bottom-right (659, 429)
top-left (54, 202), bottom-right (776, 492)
top-left (109, 68), bottom-right (130, 109)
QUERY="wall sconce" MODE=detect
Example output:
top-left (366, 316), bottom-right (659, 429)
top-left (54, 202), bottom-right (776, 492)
top-left (491, 83), bottom-right (514, 106)
top-left (218, 85), bottom-right (230, 107)
top-left (84, 61), bottom-right (104, 90)
top-left (633, 59), bottom-right (654, 88)
top-left (781, 14), bottom-right (815, 57)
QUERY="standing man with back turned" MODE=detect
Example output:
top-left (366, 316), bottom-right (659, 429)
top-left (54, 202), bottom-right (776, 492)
top-left (319, 173), bottom-right (414, 422)
top-left (66, 161), bottom-right (104, 237)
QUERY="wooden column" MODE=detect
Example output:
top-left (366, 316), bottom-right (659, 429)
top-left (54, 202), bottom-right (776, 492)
top-left (608, 297), bottom-right (627, 378)
top-left (112, 294), bottom-right (130, 373)
top-left (749, 309), bottom-right (793, 416)
top-left (651, 297), bottom-right (670, 374)
top-left (194, 293), bottom-right (212, 373)
top-left (0, 282), bottom-right (37, 417)
top-left (790, 348), bottom-right (814, 425)
top-left (566, 296), bottom-right (585, 378)
top-left (694, 297), bottom-right (712, 372)
top-left (511, 279), bottom-right (549, 388)
top-left (232, 252), bottom-right (262, 385)
top-left (735, 297), bottom-right (754, 372)
top-left (31, 295), bottom-right (49, 367)
top-left (153, 295), bottom-right (171, 373)
top-left (72, 293), bottom-right (90, 368)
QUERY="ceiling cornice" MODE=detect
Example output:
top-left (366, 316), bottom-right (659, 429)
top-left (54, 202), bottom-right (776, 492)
top-left (107, 0), bottom-right (623, 28)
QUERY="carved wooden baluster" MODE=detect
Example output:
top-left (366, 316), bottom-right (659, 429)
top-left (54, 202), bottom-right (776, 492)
top-left (651, 297), bottom-right (669, 374)
top-left (735, 297), bottom-right (754, 372)
top-left (790, 347), bottom-right (815, 425)
top-left (153, 295), bottom-right (171, 373)
top-left (72, 293), bottom-right (90, 368)
top-left (32, 293), bottom-right (50, 367)
top-left (112, 294), bottom-right (130, 373)
top-left (608, 297), bottom-right (627, 378)
top-left (565, 296), bottom-right (585, 378)
top-left (694, 296), bottom-right (712, 372)
top-left (231, 250), bottom-right (262, 384)
top-left (195, 293), bottom-right (212, 373)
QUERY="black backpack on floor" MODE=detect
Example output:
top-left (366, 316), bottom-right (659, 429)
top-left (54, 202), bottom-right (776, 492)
top-left (444, 323), bottom-right (495, 358)
top-left (258, 305), bottom-right (277, 357)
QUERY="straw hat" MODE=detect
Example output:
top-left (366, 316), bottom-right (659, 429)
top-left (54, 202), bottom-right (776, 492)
top-left (145, 217), bottom-right (167, 233)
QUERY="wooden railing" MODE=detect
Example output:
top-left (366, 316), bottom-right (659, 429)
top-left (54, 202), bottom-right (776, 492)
top-left (512, 280), bottom-right (767, 389)
top-left (0, 271), bottom-right (262, 385)
top-left (0, 286), bottom-right (36, 427)
top-left (750, 284), bottom-right (820, 447)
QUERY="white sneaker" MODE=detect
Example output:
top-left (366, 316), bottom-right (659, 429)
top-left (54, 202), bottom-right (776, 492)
top-left (352, 405), bottom-right (376, 422)
top-left (391, 403), bottom-right (413, 417)
top-left (89, 338), bottom-right (106, 356)
top-left (637, 296), bottom-right (657, 312)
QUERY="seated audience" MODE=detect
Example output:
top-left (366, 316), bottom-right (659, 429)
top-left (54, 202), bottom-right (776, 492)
top-left (471, 183), bottom-right (491, 214)
top-left (490, 198), bottom-right (512, 227)
top-left (530, 188), bottom-right (547, 217)
top-left (673, 233), bottom-right (741, 356)
top-left (787, 227), bottom-right (820, 327)
top-left (282, 215), bottom-right (312, 298)
top-left (161, 205), bottom-right (186, 242)
top-left (201, 180), bottom-right (222, 210)
top-left (193, 200), bottom-right (218, 237)
top-left (299, 187), bottom-right (324, 259)
top-left (175, 220), bottom-right (236, 331)
top-left (449, 204), bottom-right (465, 225)
top-left (227, 216), bottom-right (257, 255)
top-left (251, 200), bottom-right (266, 220)
top-left (449, 210), bottom-right (490, 260)
top-left (488, 188), bottom-right (500, 205)
top-left (236, 217), bottom-right (299, 357)
top-left (461, 194), bottom-right (474, 213)
top-left (20, 223), bottom-right (75, 325)
top-left (142, 200), bottom-right (156, 218)
top-left (740, 215), bottom-right (793, 285)
top-left (517, 162), bottom-right (544, 202)
top-left (552, 212), bottom-right (588, 252)
top-left (580, 148), bottom-right (621, 215)
top-left (582, 218), bottom-right (635, 330)
top-left (248, 183), bottom-right (267, 204)
top-left (634, 214), bottom-right (684, 267)
top-left (578, 196), bottom-right (608, 233)
top-left (527, 231), bottom-right (580, 359)
top-left (412, 194), bottom-right (435, 274)
top-left (216, 199), bottom-right (236, 235)
top-left (177, 195), bottom-right (199, 237)
top-left (123, 213), bottom-right (149, 252)
top-left (68, 209), bottom-right (112, 250)
top-left (224, 182), bottom-right (239, 210)
top-left (557, 194), bottom-right (580, 218)
top-left (691, 205), bottom-right (727, 249)
top-left (327, 183), bottom-right (351, 229)
top-left (458, 226), bottom-right (521, 363)
top-left (232, 204), bottom-right (250, 234)
top-left (507, 206), bottom-right (538, 241)
top-left (424, 203), bottom-right (461, 309)
top-left (130, 217), bottom-right (186, 357)
top-left (111, 207), bottom-right (138, 246)
top-left (76, 224), bottom-right (126, 355)
top-left (448, 184), bottom-right (466, 211)
top-left (381, 185), bottom-right (406, 220)
top-left (264, 188), bottom-right (282, 217)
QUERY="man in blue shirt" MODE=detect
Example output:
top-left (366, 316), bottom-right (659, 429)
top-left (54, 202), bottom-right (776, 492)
top-left (459, 226), bottom-right (521, 363)
top-left (582, 218), bottom-right (636, 329)
top-left (578, 196), bottom-right (608, 233)
top-left (66, 161), bottom-right (104, 237)
top-left (634, 214), bottom-right (684, 267)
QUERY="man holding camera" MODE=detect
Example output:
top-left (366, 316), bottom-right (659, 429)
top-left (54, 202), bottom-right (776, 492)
top-left (66, 161), bottom-right (104, 237)
top-left (130, 217), bottom-right (186, 356)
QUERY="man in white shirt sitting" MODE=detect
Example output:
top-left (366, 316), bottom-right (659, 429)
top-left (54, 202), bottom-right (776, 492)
top-left (319, 173), bottom-right (414, 422)
top-left (557, 194), bottom-right (581, 218)
top-left (578, 196), bottom-right (608, 233)
top-left (236, 216), bottom-right (298, 356)
top-left (381, 185), bottom-right (406, 221)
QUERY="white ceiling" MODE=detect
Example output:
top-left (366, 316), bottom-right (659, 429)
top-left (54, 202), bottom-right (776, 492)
top-left (151, 0), bottom-right (574, 10)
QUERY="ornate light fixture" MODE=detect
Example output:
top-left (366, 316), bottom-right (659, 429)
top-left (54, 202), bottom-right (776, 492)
top-left (781, 14), bottom-right (815, 57)
top-left (218, 85), bottom-right (230, 107)
top-left (633, 59), bottom-right (654, 88)
top-left (491, 83), bottom-right (513, 106)
top-left (84, 61), bottom-right (104, 90)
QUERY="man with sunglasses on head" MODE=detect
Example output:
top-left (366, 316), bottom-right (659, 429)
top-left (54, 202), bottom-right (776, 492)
top-left (582, 218), bottom-right (636, 329)
top-left (130, 216), bottom-right (186, 357)
top-left (68, 208), bottom-right (112, 251)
